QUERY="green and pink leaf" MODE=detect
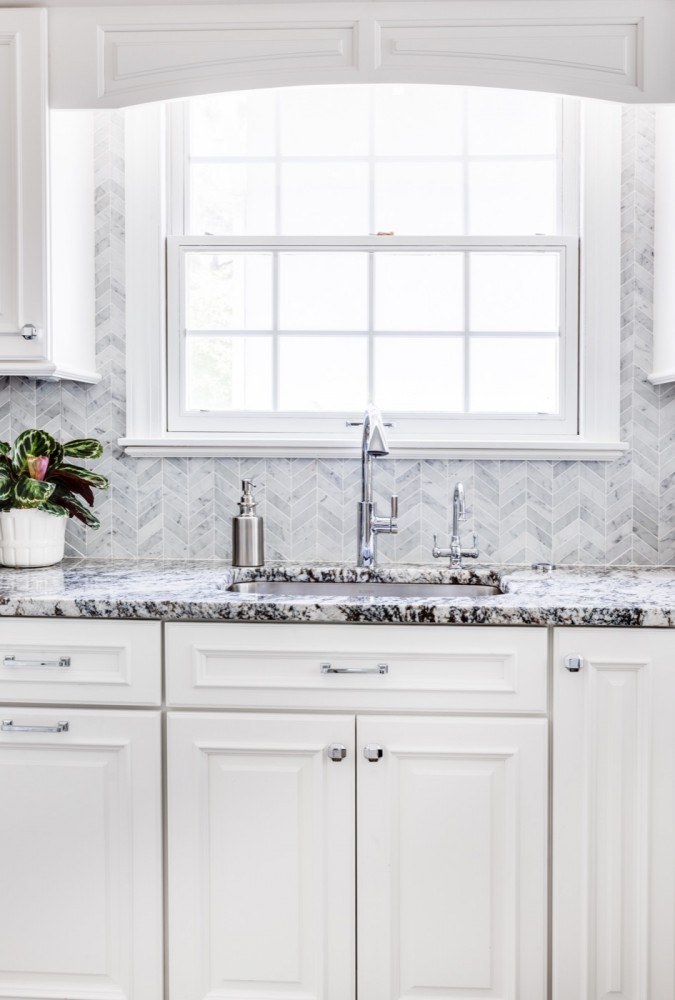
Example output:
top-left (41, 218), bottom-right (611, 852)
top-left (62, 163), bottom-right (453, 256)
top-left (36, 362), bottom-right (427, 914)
top-left (13, 478), bottom-right (56, 509)
top-left (12, 430), bottom-right (58, 474)
top-left (63, 439), bottom-right (104, 460)
top-left (26, 455), bottom-right (49, 481)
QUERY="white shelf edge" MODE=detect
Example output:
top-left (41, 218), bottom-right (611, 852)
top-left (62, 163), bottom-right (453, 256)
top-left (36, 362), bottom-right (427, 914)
top-left (0, 363), bottom-right (101, 384)
top-left (119, 437), bottom-right (629, 461)
top-left (647, 369), bottom-right (675, 386)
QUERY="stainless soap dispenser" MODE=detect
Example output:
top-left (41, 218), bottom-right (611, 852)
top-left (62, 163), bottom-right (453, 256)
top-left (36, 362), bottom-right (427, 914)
top-left (232, 480), bottom-right (265, 567)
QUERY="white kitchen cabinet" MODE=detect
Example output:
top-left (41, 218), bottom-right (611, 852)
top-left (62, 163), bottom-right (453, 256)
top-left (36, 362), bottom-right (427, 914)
top-left (553, 628), bottom-right (675, 1000)
top-left (166, 625), bottom-right (549, 1000)
top-left (0, 9), bottom-right (97, 382)
top-left (167, 711), bottom-right (356, 1000)
top-left (358, 715), bottom-right (548, 1000)
top-left (0, 707), bottom-right (163, 1000)
top-left (166, 700), bottom-right (548, 1000)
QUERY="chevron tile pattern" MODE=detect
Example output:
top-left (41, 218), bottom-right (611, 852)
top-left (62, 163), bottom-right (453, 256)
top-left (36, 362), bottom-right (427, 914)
top-left (0, 105), bottom-right (671, 566)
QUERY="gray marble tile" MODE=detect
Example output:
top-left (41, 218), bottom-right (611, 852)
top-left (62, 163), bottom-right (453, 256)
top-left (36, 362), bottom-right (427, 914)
top-left (1, 105), bottom-right (666, 568)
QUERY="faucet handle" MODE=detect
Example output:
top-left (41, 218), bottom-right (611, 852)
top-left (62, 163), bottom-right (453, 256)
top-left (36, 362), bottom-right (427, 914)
top-left (462, 532), bottom-right (479, 559)
top-left (390, 494), bottom-right (398, 520)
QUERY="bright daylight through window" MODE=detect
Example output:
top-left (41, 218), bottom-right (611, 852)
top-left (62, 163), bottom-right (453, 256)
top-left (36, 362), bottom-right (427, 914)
top-left (166, 84), bottom-right (580, 438)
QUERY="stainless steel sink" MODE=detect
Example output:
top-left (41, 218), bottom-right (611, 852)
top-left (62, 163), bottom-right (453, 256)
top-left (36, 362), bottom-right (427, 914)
top-left (227, 581), bottom-right (502, 598)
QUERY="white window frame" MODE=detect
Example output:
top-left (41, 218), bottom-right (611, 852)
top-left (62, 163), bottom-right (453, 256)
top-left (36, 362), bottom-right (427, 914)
top-left (121, 96), bottom-right (626, 460)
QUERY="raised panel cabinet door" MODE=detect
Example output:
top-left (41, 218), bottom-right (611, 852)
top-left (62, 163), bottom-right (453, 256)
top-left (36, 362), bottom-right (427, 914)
top-left (0, 707), bottom-right (163, 1000)
top-left (553, 628), bottom-right (675, 1000)
top-left (167, 712), bottom-right (356, 1000)
top-left (357, 715), bottom-right (548, 1000)
top-left (0, 10), bottom-right (48, 358)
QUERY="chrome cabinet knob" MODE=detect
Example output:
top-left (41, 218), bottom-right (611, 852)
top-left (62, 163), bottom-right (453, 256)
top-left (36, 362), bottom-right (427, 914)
top-left (564, 655), bottom-right (584, 672)
top-left (327, 743), bottom-right (347, 762)
top-left (363, 744), bottom-right (384, 762)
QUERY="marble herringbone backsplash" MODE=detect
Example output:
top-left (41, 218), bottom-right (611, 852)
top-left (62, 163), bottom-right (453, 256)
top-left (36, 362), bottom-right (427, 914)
top-left (0, 105), bottom-right (669, 566)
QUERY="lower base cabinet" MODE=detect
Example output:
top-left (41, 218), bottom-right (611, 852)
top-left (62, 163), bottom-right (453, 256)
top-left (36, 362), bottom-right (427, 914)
top-left (553, 629), bottom-right (675, 1000)
top-left (167, 712), bottom-right (548, 1000)
top-left (7, 619), bottom-right (675, 999)
top-left (0, 708), bottom-right (163, 1000)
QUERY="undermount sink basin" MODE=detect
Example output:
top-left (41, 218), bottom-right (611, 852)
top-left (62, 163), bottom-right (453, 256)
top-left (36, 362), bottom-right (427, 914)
top-left (227, 581), bottom-right (502, 598)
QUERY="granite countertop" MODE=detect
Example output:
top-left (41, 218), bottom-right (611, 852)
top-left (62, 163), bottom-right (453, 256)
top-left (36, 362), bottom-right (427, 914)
top-left (0, 559), bottom-right (674, 626)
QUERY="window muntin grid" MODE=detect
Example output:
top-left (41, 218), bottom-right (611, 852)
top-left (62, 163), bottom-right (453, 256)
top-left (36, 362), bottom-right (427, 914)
top-left (183, 85), bottom-right (563, 239)
top-left (175, 241), bottom-right (570, 419)
top-left (167, 84), bottom-right (579, 435)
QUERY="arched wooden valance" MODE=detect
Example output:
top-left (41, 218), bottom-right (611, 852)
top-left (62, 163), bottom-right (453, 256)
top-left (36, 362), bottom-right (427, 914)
top-left (47, 1), bottom-right (675, 109)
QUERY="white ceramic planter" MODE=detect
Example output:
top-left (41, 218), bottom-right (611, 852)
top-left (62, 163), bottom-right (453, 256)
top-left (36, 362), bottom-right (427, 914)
top-left (0, 508), bottom-right (67, 567)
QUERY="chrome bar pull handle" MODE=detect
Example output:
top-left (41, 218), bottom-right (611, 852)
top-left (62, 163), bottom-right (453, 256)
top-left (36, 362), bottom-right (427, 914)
top-left (321, 662), bottom-right (388, 675)
top-left (564, 655), bottom-right (584, 673)
top-left (363, 744), bottom-right (384, 762)
top-left (327, 743), bottom-right (347, 762)
top-left (4, 655), bottom-right (71, 669)
top-left (2, 720), bottom-right (69, 734)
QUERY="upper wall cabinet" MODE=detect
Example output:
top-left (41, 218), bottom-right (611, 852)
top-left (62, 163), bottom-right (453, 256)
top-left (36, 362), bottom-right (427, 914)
top-left (0, 10), bottom-right (98, 383)
top-left (48, 1), bottom-right (675, 108)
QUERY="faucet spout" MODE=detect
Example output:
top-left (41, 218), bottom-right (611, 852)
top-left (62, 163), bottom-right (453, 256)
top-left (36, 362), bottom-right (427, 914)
top-left (354, 405), bottom-right (398, 567)
top-left (361, 404), bottom-right (390, 503)
top-left (363, 404), bottom-right (390, 459)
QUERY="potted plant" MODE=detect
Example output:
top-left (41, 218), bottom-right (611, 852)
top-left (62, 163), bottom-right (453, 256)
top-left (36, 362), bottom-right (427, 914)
top-left (0, 429), bottom-right (108, 567)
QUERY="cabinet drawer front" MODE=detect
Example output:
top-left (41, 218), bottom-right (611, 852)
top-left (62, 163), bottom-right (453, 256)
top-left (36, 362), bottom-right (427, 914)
top-left (0, 619), bottom-right (161, 705)
top-left (166, 623), bottom-right (547, 712)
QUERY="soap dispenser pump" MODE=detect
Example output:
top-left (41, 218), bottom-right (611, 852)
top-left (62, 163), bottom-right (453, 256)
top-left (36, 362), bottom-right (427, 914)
top-left (232, 480), bottom-right (265, 567)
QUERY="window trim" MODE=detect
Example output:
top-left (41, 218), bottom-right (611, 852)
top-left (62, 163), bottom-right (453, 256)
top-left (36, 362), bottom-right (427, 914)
top-left (121, 96), bottom-right (626, 459)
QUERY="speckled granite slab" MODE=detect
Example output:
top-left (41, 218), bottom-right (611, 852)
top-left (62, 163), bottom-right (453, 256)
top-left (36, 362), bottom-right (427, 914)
top-left (0, 560), bottom-right (674, 626)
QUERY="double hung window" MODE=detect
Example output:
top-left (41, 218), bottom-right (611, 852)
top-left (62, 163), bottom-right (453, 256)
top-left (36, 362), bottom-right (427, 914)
top-left (166, 84), bottom-right (580, 441)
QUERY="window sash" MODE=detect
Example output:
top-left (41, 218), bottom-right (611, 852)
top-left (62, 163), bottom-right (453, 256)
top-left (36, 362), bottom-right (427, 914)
top-left (170, 88), bottom-right (578, 240)
top-left (166, 235), bottom-right (579, 437)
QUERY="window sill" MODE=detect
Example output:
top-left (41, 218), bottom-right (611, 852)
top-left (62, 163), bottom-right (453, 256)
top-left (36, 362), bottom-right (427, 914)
top-left (119, 436), bottom-right (629, 461)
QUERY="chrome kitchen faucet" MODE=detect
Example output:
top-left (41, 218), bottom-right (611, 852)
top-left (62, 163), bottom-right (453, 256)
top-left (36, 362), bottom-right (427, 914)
top-left (432, 482), bottom-right (479, 569)
top-left (349, 405), bottom-right (398, 568)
